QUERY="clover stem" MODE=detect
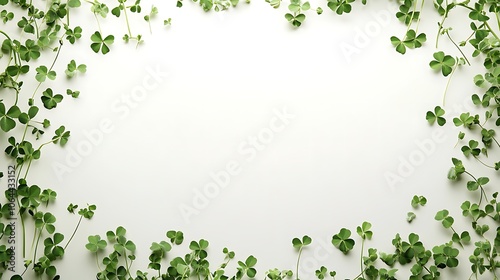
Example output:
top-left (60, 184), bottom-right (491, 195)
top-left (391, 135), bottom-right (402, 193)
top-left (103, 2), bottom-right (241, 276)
top-left (29, 226), bottom-right (38, 257)
top-left (473, 156), bottom-right (495, 169)
top-left (94, 13), bottom-right (103, 35)
top-left (20, 121), bottom-right (31, 144)
top-left (30, 41), bottom-right (63, 101)
top-left (23, 158), bottom-right (33, 180)
top-left (33, 226), bottom-right (44, 266)
top-left (466, 171), bottom-right (488, 207)
top-left (123, 4), bottom-right (133, 37)
top-left (181, 252), bottom-right (195, 279)
top-left (442, 63), bottom-right (458, 107)
top-left (360, 239), bottom-right (365, 279)
top-left (48, 40), bottom-right (63, 71)
top-left (403, 0), bottom-right (419, 35)
top-left (95, 252), bottom-right (102, 271)
top-left (352, 270), bottom-right (364, 279)
top-left (295, 246), bottom-right (303, 280)
top-left (414, 0), bottom-right (425, 33)
top-left (64, 215), bottom-right (83, 250)
top-left (123, 250), bottom-right (134, 279)
top-left (147, 13), bottom-right (153, 34)
top-left (66, 4), bottom-right (70, 26)
top-left (435, 0), bottom-right (449, 48)
top-left (496, 12), bottom-right (500, 30)
top-left (446, 31), bottom-right (470, 65)
top-left (485, 21), bottom-right (500, 41)
top-left (18, 202), bottom-right (26, 258)
top-left (420, 264), bottom-right (432, 275)
top-left (493, 269), bottom-right (499, 280)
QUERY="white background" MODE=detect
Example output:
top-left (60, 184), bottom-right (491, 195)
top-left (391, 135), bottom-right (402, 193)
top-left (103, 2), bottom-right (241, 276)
top-left (1, 0), bottom-right (494, 279)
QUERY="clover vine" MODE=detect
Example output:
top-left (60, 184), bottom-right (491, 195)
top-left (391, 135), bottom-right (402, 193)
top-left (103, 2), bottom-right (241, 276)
top-left (0, 0), bottom-right (498, 279)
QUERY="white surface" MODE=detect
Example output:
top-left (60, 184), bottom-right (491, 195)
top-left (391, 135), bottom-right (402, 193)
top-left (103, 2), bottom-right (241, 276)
top-left (0, 0), bottom-right (492, 279)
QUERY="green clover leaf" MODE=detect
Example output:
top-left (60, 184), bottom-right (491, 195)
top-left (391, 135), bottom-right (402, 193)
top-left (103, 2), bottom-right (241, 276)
top-left (430, 51), bottom-right (456, 76)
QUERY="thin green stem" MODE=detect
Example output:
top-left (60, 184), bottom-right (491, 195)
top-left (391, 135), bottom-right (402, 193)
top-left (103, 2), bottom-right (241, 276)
top-left (446, 31), bottom-right (470, 65)
top-left (94, 13), bottom-right (102, 34)
top-left (295, 247), bottom-right (303, 280)
top-left (20, 264), bottom-right (29, 276)
top-left (23, 157), bottom-right (33, 180)
top-left (436, 0), bottom-right (449, 48)
top-left (352, 271), bottom-right (364, 280)
top-left (123, 249), bottom-right (134, 279)
top-left (464, 171), bottom-right (488, 206)
top-left (95, 251), bottom-right (102, 271)
top-left (415, 0), bottom-right (425, 33)
top-left (360, 239), bottom-right (365, 279)
top-left (496, 12), bottom-right (500, 30)
top-left (66, 2), bottom-right (70, 26)
top-left (473, 156), bottom-right (495, 169)
top-left (30, 40), bottom-right (63, 100)
top-left (32, 227), bottom-right (43, 265)
top-left (442, 62), bottom-right (458, 107)
top-left (404, 0), bottom-right (419, 34)
top-left (63, 215), bottom-right (83, 250)
top-left (123, 4), bottom-right (132, 37)
top-left (485, 21), bottom-right (500, 41)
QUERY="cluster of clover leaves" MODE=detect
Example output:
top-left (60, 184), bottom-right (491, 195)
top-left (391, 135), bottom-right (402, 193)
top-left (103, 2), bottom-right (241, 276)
top-left (0, 0), bottom-right (497, 279)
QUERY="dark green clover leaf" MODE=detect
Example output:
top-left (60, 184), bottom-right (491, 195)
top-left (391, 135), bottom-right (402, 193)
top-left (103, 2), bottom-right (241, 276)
top-left (396, 0), bottom-right (420, 24)
top-left (426, 106), bottom-right (446, 126)
top-left (356, 221), bottom-right (373, 240)
top-left (41, 88), bottom-right (63, 109)
top-left (65, 26), bottom-right (82, 44)
top-left (327, 0), bottom-right (354, 15)
top-left (292, 235), bottom-right (312, 249)
top-left (430, 51), bottom-right (456, 76)
top-left (18, 105), bottom-right (39, 124)
top-left (19, 39), bottom-right (40, 61)
top-left (237, 255), bottom-right (257, 278)
top-left (90, 31), bottom-right (114, 54)
top-left (166, 230), bottom-right (184, 245)
top-left (0, 102), bottom-right (21, 132)
top-left (332, 228), bottom-right (355, 254)
top-left (432, 243), bottom-right (459, 268)
top-left (461, 140), bottom-right (480, 157)
top-left (52, 126), bottom-right (70, 146)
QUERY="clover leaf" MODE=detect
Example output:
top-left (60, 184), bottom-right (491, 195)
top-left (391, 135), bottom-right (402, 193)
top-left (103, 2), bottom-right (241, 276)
top-left (430, 51), bottom-right (456, 76)
top-left (35, 65), bottom-right (56, 82)
top-left (90, 31), bottom-right (114, 54)
top-left (41, 88), bottom-right (63, 109)
top-left (356, 221), bottom-right (373, 240)
top-left (435, 209), bottom-right (454, 228)
top-left (426, 106), bottom-right (446, 126)
top-left (0, 102), bottom-right (21, 132)
top-left (332, 228), bottom-right (355, 254)
top-left (86, 235), bottom-right (107, 252)
top-left (65, 59), bottom-right (87, 78)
